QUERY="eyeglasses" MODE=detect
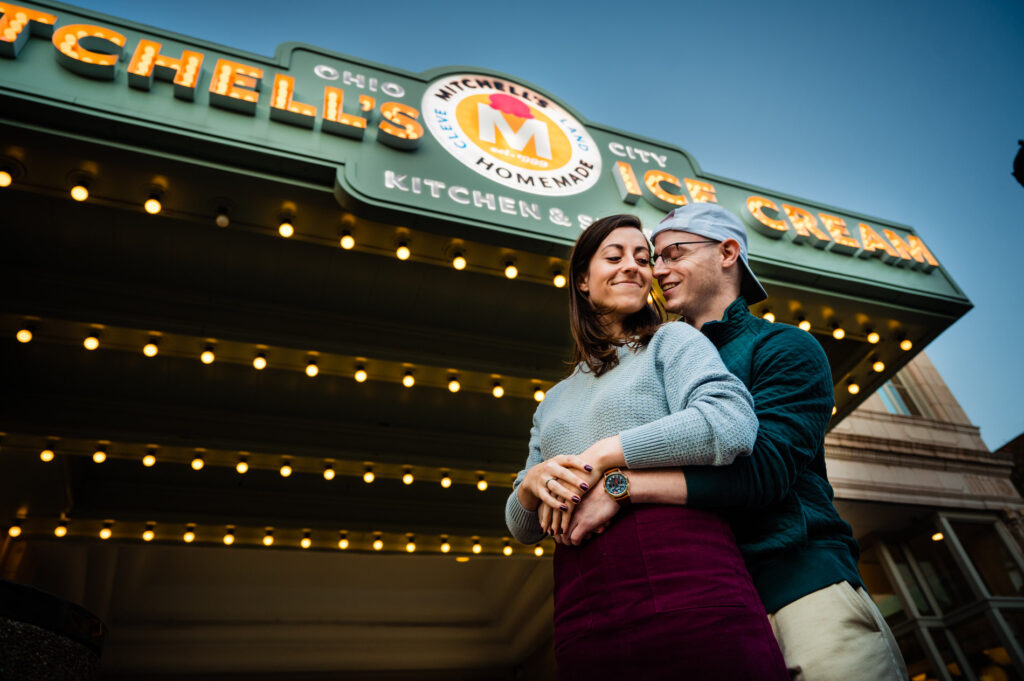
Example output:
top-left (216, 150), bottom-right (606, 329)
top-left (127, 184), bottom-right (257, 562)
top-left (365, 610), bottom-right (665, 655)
top-left (651, 240), bottom-right (719, 264)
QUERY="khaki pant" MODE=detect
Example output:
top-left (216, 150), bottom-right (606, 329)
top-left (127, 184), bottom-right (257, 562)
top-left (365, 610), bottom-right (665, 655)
top-left (768, 581), bottom-right (909, 681)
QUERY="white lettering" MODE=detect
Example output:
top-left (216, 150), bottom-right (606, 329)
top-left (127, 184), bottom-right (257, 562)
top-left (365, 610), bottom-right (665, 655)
top-left (499, 196), bottom-right (517, 215)
top-left (448, 186), bottom-right (470, 204)
top-left (519, 200), bottom-right (541, 220)
top-left (472, 190), bottom-right (496, 210)
top-left (385, 171), bottom-right (408, 191)
top-left (477, 103), bottom-right (552, 159)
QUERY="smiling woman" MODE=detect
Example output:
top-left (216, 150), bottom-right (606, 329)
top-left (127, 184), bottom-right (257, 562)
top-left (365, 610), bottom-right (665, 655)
top-left (506, 214), bottom-right (789, 679)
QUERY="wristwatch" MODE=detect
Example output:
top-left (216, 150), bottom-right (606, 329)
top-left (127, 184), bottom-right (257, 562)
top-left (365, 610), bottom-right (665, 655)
top-left (603, 468), bottom-right (631, 505)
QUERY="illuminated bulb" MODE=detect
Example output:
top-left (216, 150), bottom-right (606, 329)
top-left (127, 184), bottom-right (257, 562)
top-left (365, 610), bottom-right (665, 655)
top-left (504, 262), bottom-right (518, 279)
top-left (340, 232), bottom-right (355, 250)
top-left (372, 537), bottom-right (383, 551)
top-left (99, 525), bottom-right (112, 540)
top-left (183, 529), bottom-right (196, 543)
top-left (144, 197), bottom-right (162, 215)
top-left (323, 464), bottom-right (335, 480)
top-left (200, 346), bottom-right (215, 364)
top-left (503, 543), bottom-right (513, 556)
top-left (798, 320), bottom-right (812, 332)
top-left (236, 457), bottom-right (249, 474)
top-left (363, 467), bottom-right (375, 484)
top-left (338, 533), bottom-right (349, 550)
top-left (301, 534), bottom-right (312, 549)
top-left (16, 328), bottom-right (33, 343)
top-left (534, 546), bottom-right (544, 557)
top-left (54, 522), bottom-right (68, 538)
top-left (215, 211), bottom-right (230, 228)
top-left (872, 361), bottom-right (885, 373)
top-left (223, 530), bottom-right (235, 545)
top-left (402, 470), bottom-right (414, 485)
top-left (280, 462), bottom-right (292, 477)
top-left (402, 371), bottom-right (415, 388)
top-left (476, 476), bottom-right (488, 492)
top-left (832, 326), bottom-right (846, 340)
top-left (900, 339), bottom-right (913, 351)
top-left (440, 540), bottom-right (451, 554)
top-left (253, 352), bottom-right (267, 370)
top-left (762, 311), bottom-right (775, 323)
top-left (448, 377), bottom-right (461, 393)
top-left (354, 366), bottom-right (368, 382)
top-left (440, 473), bottom-right (452, 489)
top-left (0, 170), bottom-right (11, 187)
top-left (305, 359), bottom-right (319, 377)
top-left (534, 388), bottom-right (545, 402)
top-left (931, 532), bottom-right (944, 542)
top-left (93, 448), bottom-right (107, 464)
top-left (472, 541), bottom-right (482, 554)
top-left (142, 452), bottom-right (156, 467)
top-left (263, 530), bottom-right (274, 546)
top-left (452, 253), bottom-right (467, 270)
top-left (832, 406), bottom-right (837, 416)
top-left (278, 221), bottom-right (294, 238)
top-left (70, 184), bottom-right (89, 202)
top-left (191, 455), bottom-right (204, 471)
top-left (867, 331), bottom-right (880, 344)
top-left (142, 528), bottom-right (155, 542)
top-left (143, 341), bottom-right (159, 357)
top-left (406, 537), bottom-right (416, 553)
top-left (396, 243), bottom-right (410, 260)
top-left (8, 523), bottom-right (22, 538)
top-left (847, 383), bottom-right (860, 395)
top-left (553, 272), bottom-right (567, 288)
top-left (83, 334), bottom-right (100, 350)
top-left (40, 448), bottom-right (55, 462)
top-left (492, 383), bottom-right (504, 398)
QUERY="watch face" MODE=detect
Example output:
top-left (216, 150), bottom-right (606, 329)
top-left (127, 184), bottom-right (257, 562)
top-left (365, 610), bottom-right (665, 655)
top-left (605, 472), bottom-right (628, 498)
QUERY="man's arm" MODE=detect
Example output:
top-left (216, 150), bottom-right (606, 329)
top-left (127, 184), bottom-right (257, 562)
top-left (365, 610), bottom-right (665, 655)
top-left (683, 327), bottom-right (834, 510)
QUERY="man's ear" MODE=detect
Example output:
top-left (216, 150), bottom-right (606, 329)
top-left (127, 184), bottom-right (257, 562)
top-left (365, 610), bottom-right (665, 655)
top-left (720, 239), bottom-right (742, 268)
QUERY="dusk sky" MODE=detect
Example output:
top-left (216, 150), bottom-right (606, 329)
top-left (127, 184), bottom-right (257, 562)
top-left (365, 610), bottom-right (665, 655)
top-left (73, 0), bottom-right (1024, 449)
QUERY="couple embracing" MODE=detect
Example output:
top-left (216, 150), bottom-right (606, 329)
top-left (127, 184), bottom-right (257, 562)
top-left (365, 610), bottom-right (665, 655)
top-left (505, 205), bottom-right (908, 680)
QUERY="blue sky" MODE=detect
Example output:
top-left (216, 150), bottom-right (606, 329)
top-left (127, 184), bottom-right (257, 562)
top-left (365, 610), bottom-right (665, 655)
top-left (72, 0), bottom-right (1024, 449)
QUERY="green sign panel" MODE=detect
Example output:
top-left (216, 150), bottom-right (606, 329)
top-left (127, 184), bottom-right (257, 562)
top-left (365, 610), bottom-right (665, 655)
top-left (0, 0), bottom-right (968, 304)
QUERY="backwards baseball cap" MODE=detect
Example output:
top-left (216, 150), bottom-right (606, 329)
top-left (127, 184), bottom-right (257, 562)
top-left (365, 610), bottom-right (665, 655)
top-left (651, 203), bottom-right (768, 305)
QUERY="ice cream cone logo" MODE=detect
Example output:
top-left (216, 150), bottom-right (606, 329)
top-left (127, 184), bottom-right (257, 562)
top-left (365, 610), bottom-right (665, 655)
top-left (423, 74), bottom-right (602, 197)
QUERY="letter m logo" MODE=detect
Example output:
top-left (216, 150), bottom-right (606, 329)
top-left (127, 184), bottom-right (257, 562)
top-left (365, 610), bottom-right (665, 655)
top-left (476, 103), bottom-right (552, 159)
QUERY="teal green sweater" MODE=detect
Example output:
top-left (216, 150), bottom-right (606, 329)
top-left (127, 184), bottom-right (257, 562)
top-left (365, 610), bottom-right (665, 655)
top-left (684, 297), bottom-right (863, 614)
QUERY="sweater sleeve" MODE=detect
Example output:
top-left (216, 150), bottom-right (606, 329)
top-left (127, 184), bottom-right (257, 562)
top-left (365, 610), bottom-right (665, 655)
top-left (684, 327), bottom-right (834, 510)
top-left (619, 324), bottom-right (757, 468)
top-left (505, 403), bottom-right (547, 545)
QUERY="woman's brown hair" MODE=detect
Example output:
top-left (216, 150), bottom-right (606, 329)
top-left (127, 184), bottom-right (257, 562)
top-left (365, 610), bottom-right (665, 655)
top-left (568, 214), bottom-right (664, 376)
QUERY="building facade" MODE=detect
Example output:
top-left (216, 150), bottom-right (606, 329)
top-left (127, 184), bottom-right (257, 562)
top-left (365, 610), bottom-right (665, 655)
top-left (2, 2), bottom-right (1017, 679)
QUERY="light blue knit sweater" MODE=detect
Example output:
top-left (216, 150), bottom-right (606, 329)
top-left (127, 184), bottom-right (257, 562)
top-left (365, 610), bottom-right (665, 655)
top-left (505, 322), bottom-right (757, 545)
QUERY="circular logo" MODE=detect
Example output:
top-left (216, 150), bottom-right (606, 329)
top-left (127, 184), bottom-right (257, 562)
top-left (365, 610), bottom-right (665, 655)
top-left (422, 74), bottom-right (602, 196)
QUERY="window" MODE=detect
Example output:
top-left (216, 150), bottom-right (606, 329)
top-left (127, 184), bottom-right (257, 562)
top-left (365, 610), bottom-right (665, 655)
top-left (878, 374), bottom-right (925, 417)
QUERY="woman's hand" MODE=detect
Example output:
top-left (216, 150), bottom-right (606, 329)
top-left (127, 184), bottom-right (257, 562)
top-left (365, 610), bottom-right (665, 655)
top-left (519, 454), bottom-right (593, 514)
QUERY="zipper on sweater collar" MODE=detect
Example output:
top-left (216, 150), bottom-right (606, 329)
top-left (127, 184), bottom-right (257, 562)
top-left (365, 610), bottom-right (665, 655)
top-left (700, 296), bottom-right (756, 347)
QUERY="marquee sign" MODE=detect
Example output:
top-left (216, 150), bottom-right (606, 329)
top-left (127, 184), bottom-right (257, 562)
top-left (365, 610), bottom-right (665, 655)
top-left (0, 1), bottom-right (967, 303)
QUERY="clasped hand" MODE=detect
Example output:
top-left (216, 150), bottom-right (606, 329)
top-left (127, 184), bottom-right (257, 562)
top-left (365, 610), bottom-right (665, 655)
top-left (521, 436), bottom-right (625, 546)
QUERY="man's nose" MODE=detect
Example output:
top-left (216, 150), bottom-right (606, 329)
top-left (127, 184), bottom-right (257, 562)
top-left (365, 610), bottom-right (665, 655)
top-left (653, 258), bottom-right (668, 278)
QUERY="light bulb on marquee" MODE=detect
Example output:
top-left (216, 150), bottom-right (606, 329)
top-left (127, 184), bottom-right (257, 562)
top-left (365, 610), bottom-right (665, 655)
top-left (83, 334), bottom-right (100, 350)
top-left (448, 376), bottom-right (461, 393)
top-left (372, 536), bottom-right (383, 551)
top-left (253, 352), bottom-right (267, 370)
top-left (142, 525), bottom-right (155, 542)
top-left (338, 532), bottom-right (349, 550)
top-left (142, 450), bottom-right (157, 467)
top-left (263, 529), bottom-right (274, 546)
top-left (847, 382), bottom-right (860, 395)
top-left (452, 252), bottom-right (467, 270)
top-left (402, 469), bottom-right (414, 485)
top-left (92, 448), bottom-right (107, 464)
top-left (354, 366), bottom-right (368, 382)
top-left (278, 221), bottom-right (294, 238)
top-left (832, 325), bottom-right (846, 340)
top-left (440, 472), bottom-right (452, 489)
top-left (402, 371), bottom-right (415, 388)
top-left (476, 475), bottom-right (488, 492)
top-left (472, 540), bottom-right (482, 554)
top-left (552, 272), bottom-right (567, 288)
top-left (0, 170), bottom-right (12, 187)
top-left (798, 319), bottom-right (812, 332)
top-left (492, 383), bottom-right (504, 398)
top-left (504, 261), bottom-right (518, 279)
top-left (279, 461), bottom-right (293, 477)
top-left (191, 454), bottom-right (205, 470)
top-left (301, 531), bottom-right (312, 549)
top-left (867, 331), bottom-right (880, 344)
top-left (215, 210), bottom-right (230, 228)
top-left (363, 466), bottom-right (375, 484)
top-left (323, 463), bottom-right (335, 480)
top-left (406, 536), bottom-right (416, 553)
top-left (305, 359), bottom-right (319, 377)
top-left (236, 456), bottom-right (249, 474)
top-left (183, 528), bottom-right (196, 543)
top-left (144, 194), bottom-right (162, 215)
top-left (40, 448), bottom-right (55, 462)
top-left (440, 539), bottom-right (451, 554)
top-left (503, 542), bottom-right (513, 556)
top-left (55, 522), bottom-right (68, 538)
top-left (533, 388), bottom-right (545, 402)
top-left (340, 231), bottom-right (355, 250)
top-left (762, 310), bottom-right (775, 323)
top-left (200, 345), bottom-right (215, 364)
top-left (99, 523), bottom-right (112, 540)
top-left (70, 183), bottom-right (89, 202)
top-left (8, 522), bottom-right (22, 538)
top-left (16, 328), bottom-right (33, 343)
top-left (223, 528), bottom-right (235, 545)
top-left (143, 339), bottom-right (159, 357)
top-left (395, 242), bottom-right (410, 260)
top-left (872, 360), bottom-right (885, 373)
top-left (900, 339), bottom-right (913, 351)
top-left (534, 546), bottom-right (544, 557)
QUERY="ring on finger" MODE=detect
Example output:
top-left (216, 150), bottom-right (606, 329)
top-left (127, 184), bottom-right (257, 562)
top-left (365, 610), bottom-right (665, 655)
top-left (544, 477), bottom-right (555, 491)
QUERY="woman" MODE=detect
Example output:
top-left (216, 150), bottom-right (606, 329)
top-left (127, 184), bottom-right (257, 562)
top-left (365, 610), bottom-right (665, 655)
top-left (505, 214), bottom-right (787, 680)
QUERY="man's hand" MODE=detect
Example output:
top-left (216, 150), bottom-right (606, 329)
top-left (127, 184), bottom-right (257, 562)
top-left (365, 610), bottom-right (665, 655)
top-left (566, 485), bottom-right (620, 545)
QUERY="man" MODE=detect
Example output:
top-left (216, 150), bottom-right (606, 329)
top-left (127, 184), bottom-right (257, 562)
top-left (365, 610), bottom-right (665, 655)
top-left (568, 203), bottom-right (908, 680)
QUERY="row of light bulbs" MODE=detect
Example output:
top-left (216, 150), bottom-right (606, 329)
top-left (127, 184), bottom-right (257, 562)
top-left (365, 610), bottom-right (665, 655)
top-left (12, 326), bottom-right (548, 402)
top-left (34, 443), bottom-right (505, 491)
top-left (2, 169), bottom-right (573, 289)
top-left (5, 520), bottom-right (547, 557)
top-left (758, 308), bottom-right (913, 350)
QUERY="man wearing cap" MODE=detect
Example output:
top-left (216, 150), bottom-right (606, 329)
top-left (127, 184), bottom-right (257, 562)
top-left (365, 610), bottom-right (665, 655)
top-left (568, 203), bottom-right (907, 680)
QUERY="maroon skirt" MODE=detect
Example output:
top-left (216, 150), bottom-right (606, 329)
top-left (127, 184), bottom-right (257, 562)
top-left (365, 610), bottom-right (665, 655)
top-left (553, 504), bottom-right (789, 681)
